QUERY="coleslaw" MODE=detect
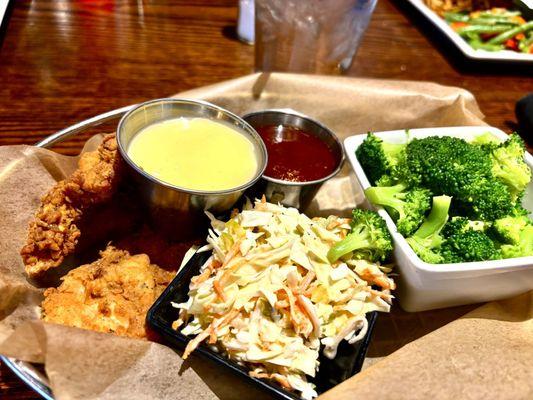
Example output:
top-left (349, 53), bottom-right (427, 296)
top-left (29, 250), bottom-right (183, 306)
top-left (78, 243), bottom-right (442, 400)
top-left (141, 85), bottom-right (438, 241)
top-left (172, 199), bottom-right (395, 399)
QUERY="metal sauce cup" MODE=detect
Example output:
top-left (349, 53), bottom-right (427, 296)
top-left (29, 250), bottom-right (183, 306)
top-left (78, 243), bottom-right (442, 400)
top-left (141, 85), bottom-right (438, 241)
top-left (243, 109), bottom-right (344, 210)
top-left (117, 98), bottom-right (268, 239)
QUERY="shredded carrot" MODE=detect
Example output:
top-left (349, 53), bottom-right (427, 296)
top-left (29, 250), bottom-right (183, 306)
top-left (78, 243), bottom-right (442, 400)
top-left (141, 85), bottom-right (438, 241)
top-left (208, 324), bottom-right (218, 344)
top-left (299, 271), bottom-right (315, 292)
top-left (172, 308), bottom-right (189, 330)
top-left (450, 21), bottom-right (468, 31)
top-left (213, 309), bottom-right (240, 333)
top-left (327, 220), bottom-right (342, 230)
top-left (218, 256), bottom-right (245, 286)
top-left (275, 300), bottom-right (289, 309)
top-left (297, 294), bottom-right (320, 337)
top-left (191, 267), bottom-right (212, 286)
top-left (171, 319), bottom-right (183, 330)
top-left (357, 267), bottom-right (395, 290)
top-left (213, 280), bottom-right (228, 302)
top-left (271, 373), bottom-right (291, 389)
top-left (183, 330), bottom-right (210, 359)
top-left (223, 240), bottom-right (242, 266)
top-left (208, 309), bottom-right (240, 342)
top-left (511, 16), bottom-right (526, 24)
top-left (363, 286), bottom-right (394, 300)
top-left (283, 287), bottom-right (312, 337)
top-left (249, 370), bottom-right (291, 390)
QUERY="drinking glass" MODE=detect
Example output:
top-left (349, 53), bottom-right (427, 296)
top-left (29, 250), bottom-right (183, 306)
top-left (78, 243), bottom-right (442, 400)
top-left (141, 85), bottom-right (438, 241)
top-left (255, 0), bottom-right (377, 74)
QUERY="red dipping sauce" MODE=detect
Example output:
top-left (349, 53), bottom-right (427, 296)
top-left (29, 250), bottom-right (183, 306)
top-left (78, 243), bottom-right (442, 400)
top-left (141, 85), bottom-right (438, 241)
top-left (256, 124), bottom-right (337, 182)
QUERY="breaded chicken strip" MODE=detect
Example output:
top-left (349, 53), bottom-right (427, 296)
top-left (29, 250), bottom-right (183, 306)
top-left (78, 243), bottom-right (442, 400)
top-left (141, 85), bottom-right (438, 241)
top-left (41, 246), bottom-right (175, 339)
top-left (21, 134), bottom-right (123, 278)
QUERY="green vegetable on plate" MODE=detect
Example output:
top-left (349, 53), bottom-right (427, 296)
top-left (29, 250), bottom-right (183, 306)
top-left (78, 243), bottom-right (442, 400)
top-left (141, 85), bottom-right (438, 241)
top-left (327, 209), bottom-right (393, 263)
top-left (356, 132), bottom-right (533, 264)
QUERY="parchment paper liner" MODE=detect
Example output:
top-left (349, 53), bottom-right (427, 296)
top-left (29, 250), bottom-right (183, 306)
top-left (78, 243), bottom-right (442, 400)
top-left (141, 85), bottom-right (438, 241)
top-left (1, 72), bottom-right (530, 399)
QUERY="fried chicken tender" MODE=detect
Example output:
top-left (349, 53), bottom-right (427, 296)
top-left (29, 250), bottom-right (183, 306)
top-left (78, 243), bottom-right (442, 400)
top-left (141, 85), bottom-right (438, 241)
top-left (41, 246), bottom-right (175, 339)
top-left (21, 134), bottom-right (123, 278)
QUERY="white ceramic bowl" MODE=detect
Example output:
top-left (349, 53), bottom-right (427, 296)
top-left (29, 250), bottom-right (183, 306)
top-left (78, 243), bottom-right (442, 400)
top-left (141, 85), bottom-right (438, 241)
top-left (344, 126), bottom-right (533, 312)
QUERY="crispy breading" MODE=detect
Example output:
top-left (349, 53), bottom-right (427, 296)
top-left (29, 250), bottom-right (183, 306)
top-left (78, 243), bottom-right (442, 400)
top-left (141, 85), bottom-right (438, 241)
top-left (41, 246), bottom-right (175, 339)
top-left (21, 134), bottom-right (123, 278)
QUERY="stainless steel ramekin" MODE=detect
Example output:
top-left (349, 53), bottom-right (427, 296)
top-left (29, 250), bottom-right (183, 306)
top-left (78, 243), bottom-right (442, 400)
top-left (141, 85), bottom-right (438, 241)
top-left (243, 109), bottom-right (344, 210)
top-left (117, 98), bottom-right (268, 238)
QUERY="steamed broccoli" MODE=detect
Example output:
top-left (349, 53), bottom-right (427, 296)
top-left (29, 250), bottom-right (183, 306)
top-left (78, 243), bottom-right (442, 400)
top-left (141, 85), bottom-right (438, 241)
top-left (511, 201), bottom-right (530, 217)
top-left (486, 134), bottom-right (531, 201)
top-left (406, 196), bottom-right (452, 264)
top-left (327, 208), bottom-right (393, 263)
top-left (470, 132), bottom-right (502, 147)
top-left (356, 133), bottom-right (406, 185)
top-left (454, 177), bottom-right (514, 221)
top-left (405, 136), bottom-right (516, 220)
top-left (357, 132), bottom-right (532, 264)
top-left (364, 183), bottom-right (431, 236)
top-left (405, 136), bottom-right (492, 196)
top-left (441, 217), bottom-right (499, 263)
top-left (500, 225), bottom-right (533, 259)
top-left (490, 215), bottom-right (531, 244)
top-left (442, 216), bottom-right (489, 235)
top-left (441, 231), bottom-right (500, 263)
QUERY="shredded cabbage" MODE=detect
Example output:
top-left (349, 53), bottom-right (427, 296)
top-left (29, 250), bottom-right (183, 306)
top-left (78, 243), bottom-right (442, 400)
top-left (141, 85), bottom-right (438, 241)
top-left (172, 199), bottom-right (395, 399)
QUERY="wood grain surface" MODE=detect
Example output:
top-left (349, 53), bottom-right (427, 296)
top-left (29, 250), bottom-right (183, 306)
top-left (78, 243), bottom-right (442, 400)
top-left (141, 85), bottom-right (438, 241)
top-left (0, 0), bottom-right (532, 398)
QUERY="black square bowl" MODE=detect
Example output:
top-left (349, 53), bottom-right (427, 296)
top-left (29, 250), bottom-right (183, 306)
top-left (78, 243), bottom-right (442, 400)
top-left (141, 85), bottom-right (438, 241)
top-left (146, 251), bottom-right (378, 400)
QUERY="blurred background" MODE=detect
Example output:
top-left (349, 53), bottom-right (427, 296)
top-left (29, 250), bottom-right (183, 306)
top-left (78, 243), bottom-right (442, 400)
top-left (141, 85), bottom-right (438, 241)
top-left (0, 0), bottom-right (531, 156)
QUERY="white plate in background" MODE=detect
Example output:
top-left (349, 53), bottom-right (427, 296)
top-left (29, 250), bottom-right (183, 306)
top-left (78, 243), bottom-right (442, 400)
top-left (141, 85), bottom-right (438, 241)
top-left (405, 0), bottom-right (533, 63)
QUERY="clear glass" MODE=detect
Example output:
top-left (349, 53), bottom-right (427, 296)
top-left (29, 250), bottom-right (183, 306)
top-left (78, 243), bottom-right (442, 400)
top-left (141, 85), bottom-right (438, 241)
top-left (255, 0), bottom-right (377, 74)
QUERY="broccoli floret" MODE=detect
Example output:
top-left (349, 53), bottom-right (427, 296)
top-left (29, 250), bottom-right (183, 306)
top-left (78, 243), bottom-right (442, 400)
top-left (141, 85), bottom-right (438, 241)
top-left (441, 230), bottom-right (500, 263)
top-left (356, 133), bottom-right (406, 185)
top-left (405, 136), bottom-right (518, 220)
top-left (454, 177), bottom-right (514, 221)
top-left (500, 225), bottom-right (533, 259)
top-left (327, 208), bottom-right (393, 263)
top-left (406, 196), bottom-right (452, 264)
top-left (470, 132), bottom-right (502, 147)
top-left (375, 174), bottom-right (397, 187)
top-left (405, 136), bottom-right (492, 196)
top-left (374, 158), bottom-right (414, 187)
top-left (365, 183), bottom-right (431, 236)
top-left (442, 216), bottom-right (489, 236)
top-left (441, 216), bottom-right (498, 263)
top-left (511, 202), bottom-right (530, 217)
top-left (487, 134), bottom-right (532, 201)
top-left (490, 215), bottom-right (531, 244)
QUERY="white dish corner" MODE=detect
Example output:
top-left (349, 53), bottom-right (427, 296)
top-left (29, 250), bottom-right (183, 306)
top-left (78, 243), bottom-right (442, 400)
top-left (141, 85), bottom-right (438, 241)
top-left (405, 0), bottom-right (533, 63)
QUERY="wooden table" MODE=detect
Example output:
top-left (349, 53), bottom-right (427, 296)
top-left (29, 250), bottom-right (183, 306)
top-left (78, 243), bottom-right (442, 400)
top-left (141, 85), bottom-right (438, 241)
top-left (0, 0), bottom-right (531, 398)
